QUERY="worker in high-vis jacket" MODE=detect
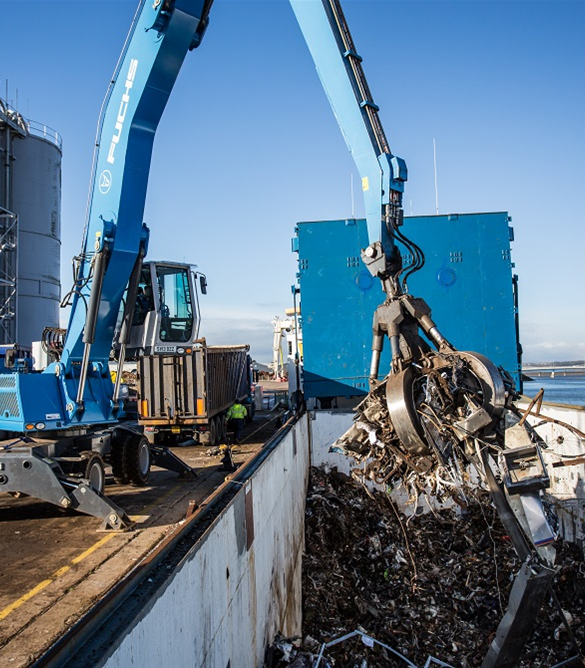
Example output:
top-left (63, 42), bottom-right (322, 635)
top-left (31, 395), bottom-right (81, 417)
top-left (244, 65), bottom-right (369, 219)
top-left (226, 400), bottom-right (247, 444)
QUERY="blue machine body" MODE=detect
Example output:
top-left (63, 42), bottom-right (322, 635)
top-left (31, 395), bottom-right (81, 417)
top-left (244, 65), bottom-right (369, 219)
top-left (295, 212), bottom-right (521, 399)
top-left (0, 0), bottom-right (210, 433)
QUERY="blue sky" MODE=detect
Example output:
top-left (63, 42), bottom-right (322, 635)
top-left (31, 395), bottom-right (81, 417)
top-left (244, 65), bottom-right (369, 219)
top-left (1, 0), bottom-right (583, 364)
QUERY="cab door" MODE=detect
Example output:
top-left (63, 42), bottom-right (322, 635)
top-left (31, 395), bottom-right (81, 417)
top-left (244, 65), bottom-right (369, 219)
top-left (125, 262), bottom-right (198, 356)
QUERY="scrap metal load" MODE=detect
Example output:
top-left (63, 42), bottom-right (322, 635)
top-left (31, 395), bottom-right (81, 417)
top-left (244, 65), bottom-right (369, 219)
top-left (332, 346), bottom-right (513, 506)
top-left (324, 296), bottom-right (585, 666)
top-left (266, 467), bottom-right (585, 668)
top-left (329, 295), bottom-right (568, 665)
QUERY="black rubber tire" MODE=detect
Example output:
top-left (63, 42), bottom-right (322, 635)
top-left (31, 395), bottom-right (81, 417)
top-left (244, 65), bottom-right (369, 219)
top-left (124, 435), bottom-right (151, 486)
top-left (111, 433), bottom-right (131, 484)
top-left (217, 414), bottom-right (227, 444)
top-left (246, 403), bottom-right (255, 424)
top-left (83, 454), bottom-right (105, 494)
top-left (209, 417), bottom-right (217, 446)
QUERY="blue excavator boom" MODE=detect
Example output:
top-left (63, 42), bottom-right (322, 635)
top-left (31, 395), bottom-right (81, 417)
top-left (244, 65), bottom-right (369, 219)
top-left (290, 0), bottom-right (408, 297)
top-left (1, 0), bottom-right (213, 434)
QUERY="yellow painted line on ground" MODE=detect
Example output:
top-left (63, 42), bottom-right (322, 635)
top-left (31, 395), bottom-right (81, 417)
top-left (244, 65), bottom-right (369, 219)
top-left (71, 534), bottom-right (116, 564)
top-left (0, 579), bottom-right (54, 622)
top-left (1, 482), bottom-right (190, 622)
top-left (0, 534), bottom-right (117, 622)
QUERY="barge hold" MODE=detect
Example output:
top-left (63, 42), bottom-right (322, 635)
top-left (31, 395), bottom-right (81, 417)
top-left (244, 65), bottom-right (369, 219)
top-left (297, 466), bottom-right (585, 667)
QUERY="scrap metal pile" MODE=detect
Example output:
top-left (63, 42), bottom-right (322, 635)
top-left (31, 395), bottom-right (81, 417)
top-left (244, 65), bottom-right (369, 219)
top-left (330, 350), bottom-right (513, 508)
top-left (266, 467), bottom-right (585, 667)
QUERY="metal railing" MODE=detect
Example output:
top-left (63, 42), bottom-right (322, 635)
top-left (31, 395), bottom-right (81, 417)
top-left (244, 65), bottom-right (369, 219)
top-left (0, 96), bottom-right (62, 150)
top-left (26, 119), bottom-right (62, 150)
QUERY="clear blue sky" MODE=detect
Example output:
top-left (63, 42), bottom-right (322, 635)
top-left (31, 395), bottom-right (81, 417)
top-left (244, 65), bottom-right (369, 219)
top-left (1, 0), bottom-right (583, 364)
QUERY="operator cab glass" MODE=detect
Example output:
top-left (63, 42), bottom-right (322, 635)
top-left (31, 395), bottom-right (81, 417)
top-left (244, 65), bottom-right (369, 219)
top-left (155, 264), bottom-right (194, 343)
top-left (120, 261), bottom-right (198, 358)
top-left (133, 267), bottom-right (156, 326)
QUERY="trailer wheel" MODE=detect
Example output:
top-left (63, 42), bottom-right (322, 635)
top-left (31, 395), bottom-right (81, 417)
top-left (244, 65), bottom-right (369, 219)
top-left (209, 418), bottom-right (217, 447)
top-left (83, 454), bottom-right (105, 494)
top-left (111, 433), bottom-right (131, 484)
top-left (217, 413), bottom-right (227, 445)
top-left (125, 435), bottom-right (151, 486)
top-left (246, 403), bottom-right (255, 424)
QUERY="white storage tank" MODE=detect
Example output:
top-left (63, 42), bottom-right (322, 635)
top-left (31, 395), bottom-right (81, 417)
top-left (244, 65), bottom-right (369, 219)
top-left (6, 106), bottom-right (61, 347)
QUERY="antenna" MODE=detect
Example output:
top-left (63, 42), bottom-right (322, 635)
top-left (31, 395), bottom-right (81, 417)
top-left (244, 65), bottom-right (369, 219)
top-left (433, 137), bottom-right (439, 215)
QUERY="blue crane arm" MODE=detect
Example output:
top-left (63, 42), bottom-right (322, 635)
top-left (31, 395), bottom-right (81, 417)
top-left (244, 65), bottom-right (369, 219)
top-left (289, 0), bottom-right (407, 262)
top-left (289, 10), bottom-right (554, 658)
top-left (61, 0), bottom-right (212, 372)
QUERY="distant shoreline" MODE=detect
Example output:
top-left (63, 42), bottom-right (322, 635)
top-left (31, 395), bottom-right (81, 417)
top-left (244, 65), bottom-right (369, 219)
top-left (524, 370), bottom-right (585, 378)
top-left (523, 361), bottom-right (584, 367)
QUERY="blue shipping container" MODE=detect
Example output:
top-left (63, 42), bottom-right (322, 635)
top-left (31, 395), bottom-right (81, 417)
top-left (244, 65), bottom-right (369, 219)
top-left (295, 212), bottom-right (521, 400)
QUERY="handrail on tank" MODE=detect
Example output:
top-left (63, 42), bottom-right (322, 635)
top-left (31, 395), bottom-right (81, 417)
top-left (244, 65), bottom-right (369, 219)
top-left (26, 119), bottom-right (62, 150)
top-left (0, 96), bottom-right (62, 150)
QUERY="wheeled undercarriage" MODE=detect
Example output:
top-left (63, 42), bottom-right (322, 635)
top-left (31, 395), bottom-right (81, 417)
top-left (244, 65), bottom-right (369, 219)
top-left (0, 426), bottom-right (195, 531)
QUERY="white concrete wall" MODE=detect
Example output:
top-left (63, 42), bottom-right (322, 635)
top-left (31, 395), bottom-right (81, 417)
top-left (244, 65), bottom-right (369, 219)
top-left (308, 410), bottom-right (354, 473)
top-left (101, 417), bottom-right (310, 668)
top-left (518, 399), bottom-right (585, 545)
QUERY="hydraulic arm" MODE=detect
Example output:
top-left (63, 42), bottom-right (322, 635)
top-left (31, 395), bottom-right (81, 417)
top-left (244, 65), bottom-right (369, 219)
top-left (290, 1), bottom-right (566, 664)
top-left (61, 0), bottom-right (214, 422)
top-left (290, 0), bottom-right (444, 382)
top-left (290, 0), bottom-right (406, 285)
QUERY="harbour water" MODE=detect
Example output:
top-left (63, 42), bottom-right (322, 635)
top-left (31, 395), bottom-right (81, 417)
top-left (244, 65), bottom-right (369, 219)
top-left (522, 375), bottom-right (585, 408)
